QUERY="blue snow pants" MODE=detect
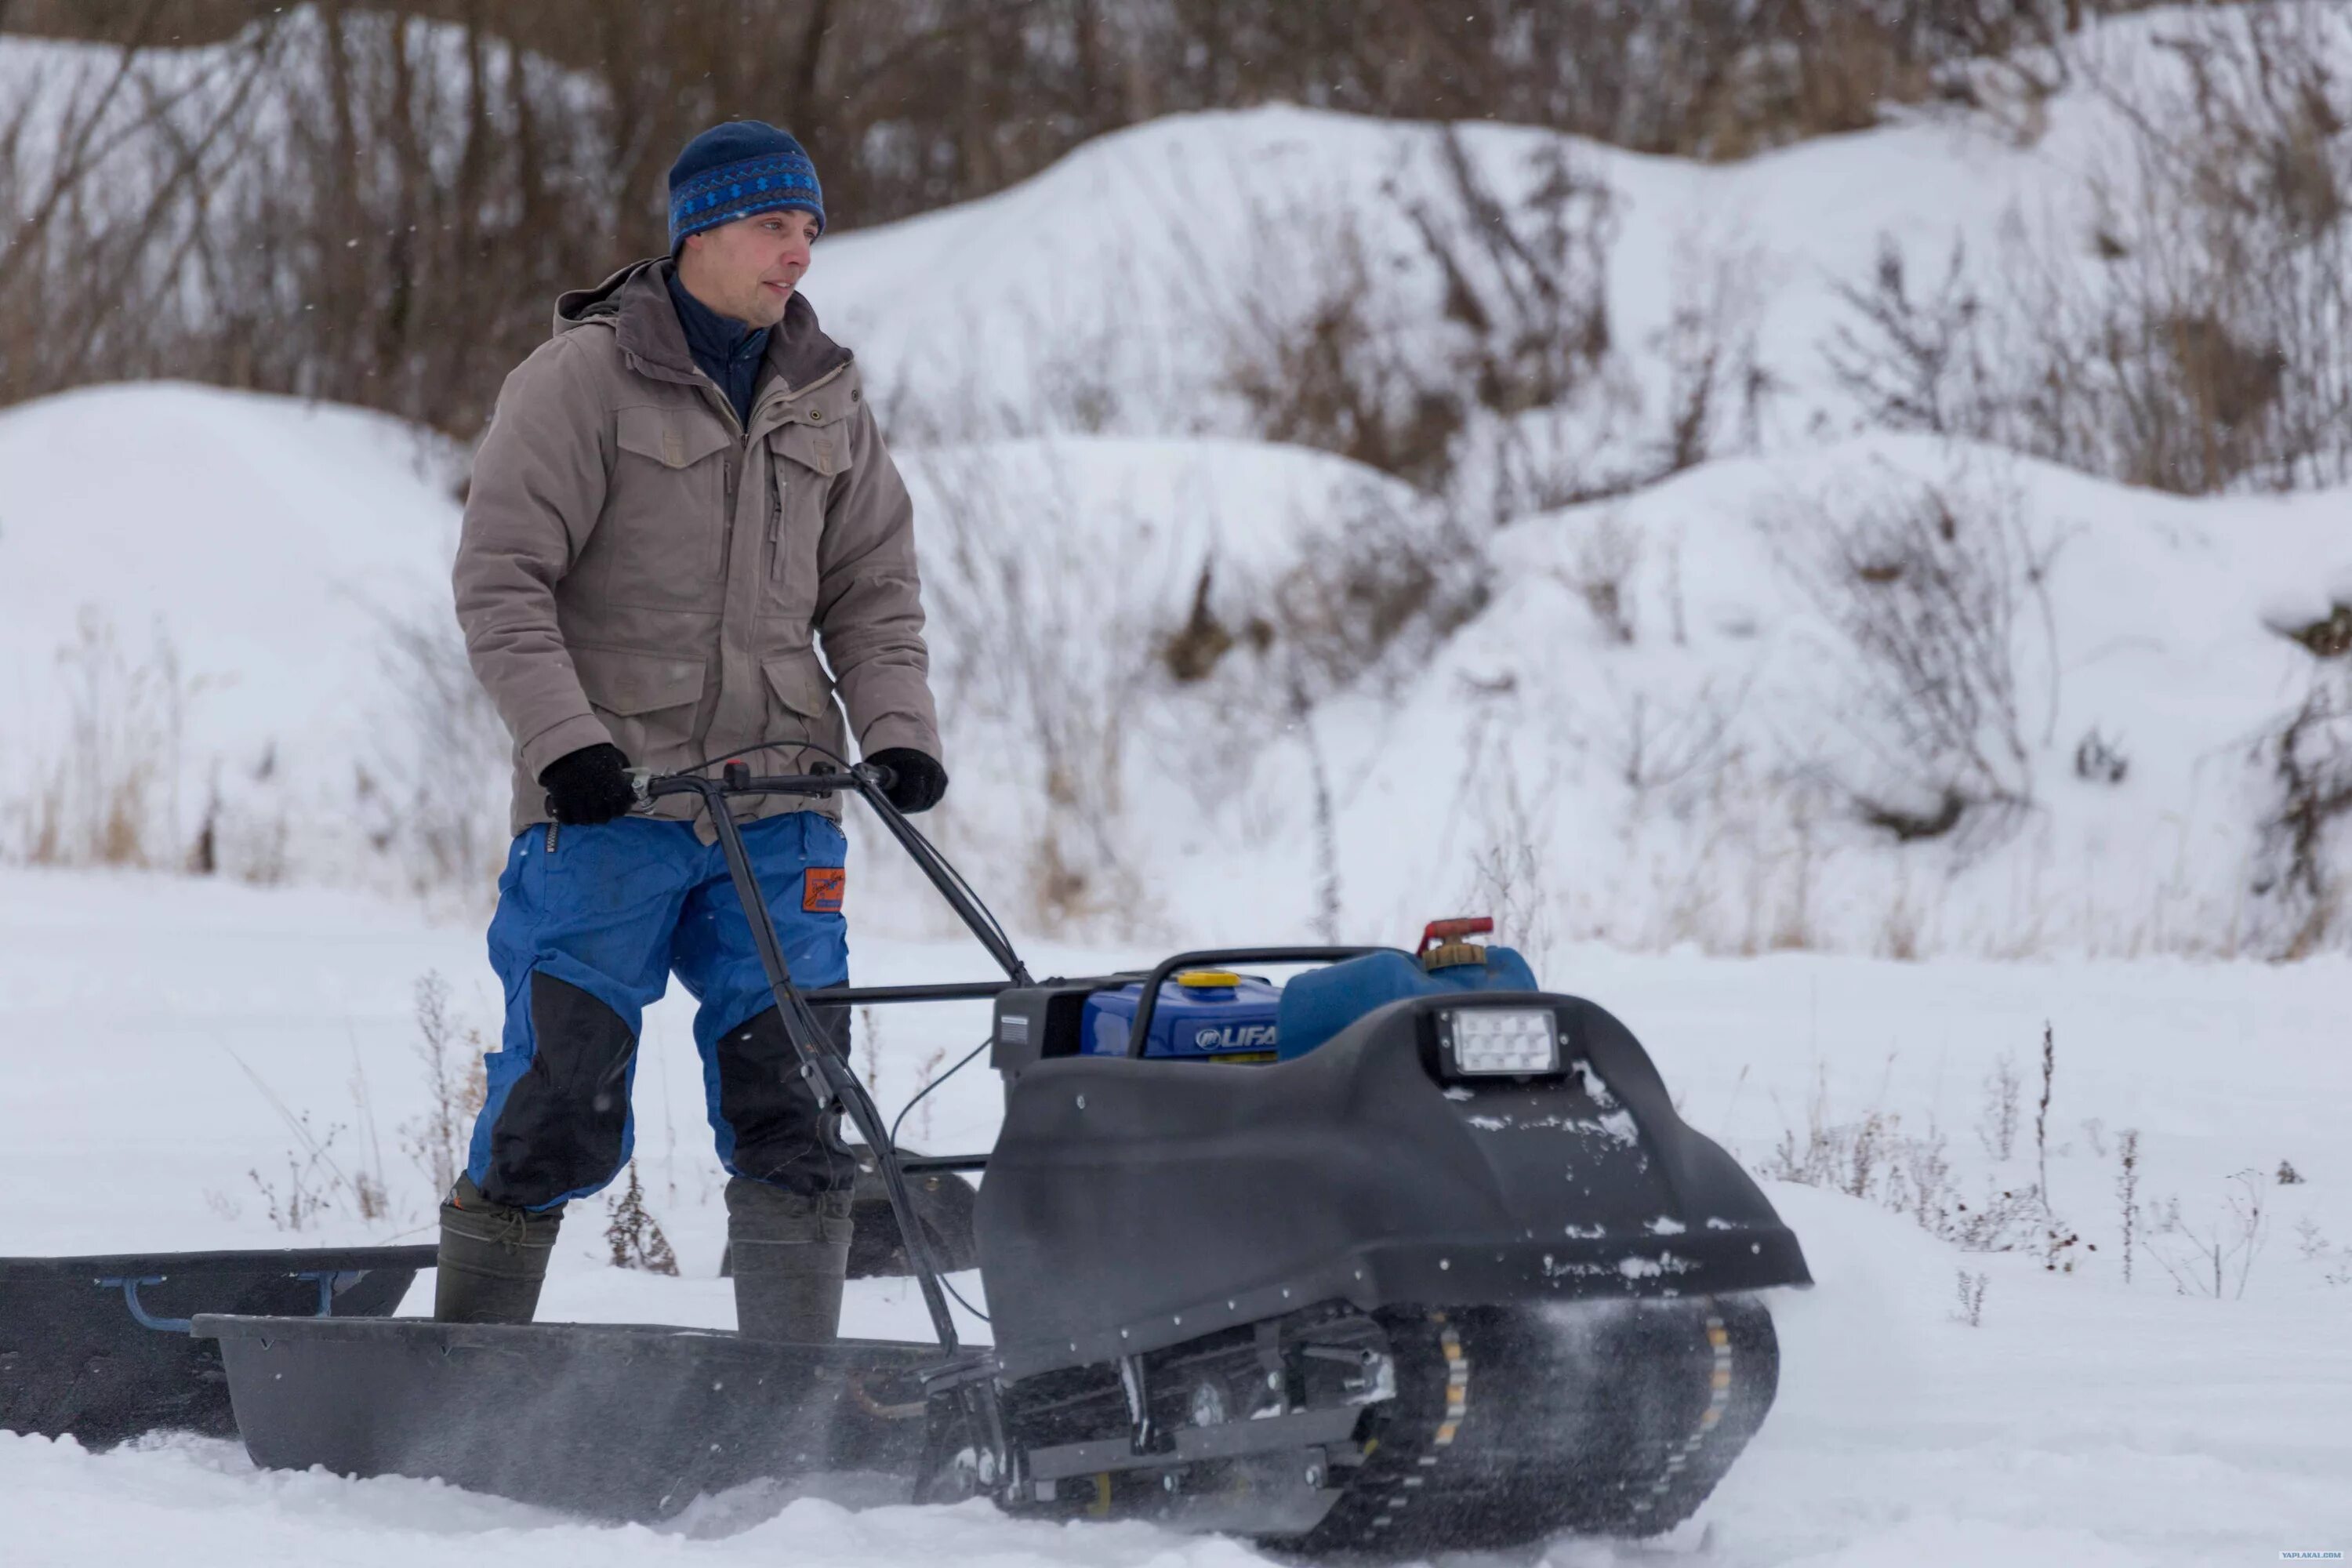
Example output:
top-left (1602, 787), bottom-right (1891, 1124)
top-left (465, 812), bottom-right (851, 1212)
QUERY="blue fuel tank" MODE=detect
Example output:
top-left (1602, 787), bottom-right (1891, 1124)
top-left (1272, 945), bottom-right (1539, 1062)
top-left (1080, 971), bottom-right (1282, 1062)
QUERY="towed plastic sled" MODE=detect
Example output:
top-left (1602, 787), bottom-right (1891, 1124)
top-left (198, 762), bottom-right (1809, 1555)
top-left (0, 1245), bottom-right (430, 1446)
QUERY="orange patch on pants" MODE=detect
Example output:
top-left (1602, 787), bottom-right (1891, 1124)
top-left (803, 866), bottom-right (845, 913)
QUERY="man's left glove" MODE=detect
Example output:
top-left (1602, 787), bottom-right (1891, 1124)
top-left (539, 742), bottom-right (638, 825)
top-left (866, 748), bottom-right (948, 814)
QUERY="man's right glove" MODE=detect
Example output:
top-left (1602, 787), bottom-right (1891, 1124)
top-left (539, 742), bottom-right (637, 825)
top-left (866, 747), bottom-right (948, 814)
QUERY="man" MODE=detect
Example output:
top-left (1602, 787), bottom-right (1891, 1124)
top-left (445, 120), bottom-right (947, 1341)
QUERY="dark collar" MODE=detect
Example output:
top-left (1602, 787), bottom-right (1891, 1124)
top-left (557, 258), bottom-right (855, 395)
top-left (664, 267), bottom-right (768, 372)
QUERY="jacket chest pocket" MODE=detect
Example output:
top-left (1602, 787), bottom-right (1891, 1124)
top-left (607, 406), bottom-right (734, 604)
top-left (762, 422), bottom-right (853, 619)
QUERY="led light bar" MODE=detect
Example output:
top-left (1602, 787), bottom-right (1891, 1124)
top-left (1445, 1006), bottom-right (1560, 1076)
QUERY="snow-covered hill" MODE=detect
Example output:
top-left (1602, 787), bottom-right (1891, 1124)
top-left (2, 5), bottom-right (2348, 962)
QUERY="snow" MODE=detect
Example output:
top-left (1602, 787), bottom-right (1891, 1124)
top-left (4, 5), bottom-right (2351, 1562)
top-left (10, 383), bottom-right (2340, 958)
top-left (0, 383), bottom-right (465, 880)
top-left (5, 11), bottom-right (2351, 955)
top-left (2, 867), bottom-right (2347, 1563)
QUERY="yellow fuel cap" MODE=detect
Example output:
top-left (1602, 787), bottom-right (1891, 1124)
top-left (1174, 970), bottom-right (1243, 989)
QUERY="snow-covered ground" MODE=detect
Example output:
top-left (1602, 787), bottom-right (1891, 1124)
top-left (4, 6), bottom-right (2348, 1563)
top-left (1, 868), bottom-right (2346, 1565)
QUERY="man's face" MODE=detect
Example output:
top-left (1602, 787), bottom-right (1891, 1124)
top-left (677, 207), bottom-right (820, 328)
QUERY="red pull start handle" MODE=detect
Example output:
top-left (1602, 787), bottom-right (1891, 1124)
top-left (1418, 916), bottom-right (1494, 956)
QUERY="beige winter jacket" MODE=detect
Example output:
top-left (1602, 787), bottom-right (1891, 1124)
top-left (455, 259), bottom-right (940, 838)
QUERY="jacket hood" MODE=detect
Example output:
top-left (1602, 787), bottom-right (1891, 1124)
top-left (554, 258), bottom-right (852, 395)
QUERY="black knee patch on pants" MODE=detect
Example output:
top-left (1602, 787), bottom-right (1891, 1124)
top-left (718, 1005), bottom-right (854, 1196)
top-left (481, 973), bottom-right (637, 1210)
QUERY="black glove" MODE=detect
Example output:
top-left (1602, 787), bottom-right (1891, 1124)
top-left (867, 747), bottom-right (947, 814)
top-left (539, 742), bottom-right (637, 826)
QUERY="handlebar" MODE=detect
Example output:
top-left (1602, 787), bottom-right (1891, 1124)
top-left (633, 758), bottom-right (891, 806)
top-left (632, 760), bottom-right (1030, 992)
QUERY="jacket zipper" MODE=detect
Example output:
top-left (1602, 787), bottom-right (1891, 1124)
top-left (545, 819), bottom-right (559, 855)
top-left (749, 363), bottom-right (853, 588)
top-left (768, 474), bottom-right (784, 580)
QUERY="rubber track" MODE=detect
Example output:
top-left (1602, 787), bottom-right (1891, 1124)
top-left (1278, 1295), bottom-right (1780, 1555)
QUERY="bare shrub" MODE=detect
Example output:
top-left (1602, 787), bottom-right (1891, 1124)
top-left (1828, 9), bottom-right (2352, 497)
top-left (9, 609), bottom-right (201, 870)
top-left (0, 15), bottom-right (285, 407)
top-left (1266, 486), bottom-right (1494, 702)
top-left (1567, 515), bottom-right (1641, 646)
top-left (1824, 236), bottom-right (2003, 440)
top-left (1293, 692), bottom-right (1345, 944)
top-left (247, 1127), bottom-right (341, 1234)
top-left (2067, 8), bottom-right (2352, 494)
top-left (1599, 677), bottom-right (1751, 812)
top-left (1976, 1051), bottom-right (2023, 1160)
top-left (1161, 565), bottom-right (1248, 685)
top-left (1651, 234), bottom-right (1777, 478)
top-left (2295, 1218), bottom-right (2352, 1286)
top-left (1224, 130), bottom-right (1653, 511)
top-left (916, 448), bottom-right (1153, 931)
top-left (227, 1040), bottom-right (402, 1230)
top-left (1224, 212), bottom-right (1465, 492)
top-left (1767, 463), bottom-right (2061, 851)
top-left (2247, 673), bottom-right (2352, 956)
top-left (2116, 1126), bottom-right (2140, 1283)
top-left (1454, 740), bottom-right (1559, 978)
top-left (1762, 1065), bottom-right (2045, 1253)
top-left (2149, 1167), bottom-right (2270, 1299)
top-left (1409, 131), bottom-right (1615, 424)
top-left (2074, 727), bottom-right (2129, 784)
top-left (1951, 1269), bottom-right (1988, 1327)
top-left (2276, 601), bottom-right (2352, 661)
top-left (5, 1), bottom-right (2180, 436)
top-left (365, 595), bottom-right (513, 898)
top-left (401, 971), bottom-right (487, 1200)
top-left (603, 1160), bottom-right (679, 1276)
top-left (1944, 1181), bottom-right (2045, 1253)
top-left (0, 10), bottom-right (622, 435)
top-left (344, 1051), bottom-right (393, 1223)
top-left (2034, 1021), bottom-right (2056, 1209)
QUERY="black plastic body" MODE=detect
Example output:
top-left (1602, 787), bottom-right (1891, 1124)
top-left (0, 1247), bottom-right (430, 1445)
top-left (975, 992), bottom-right (1810, 1378)
top-left (990, 977), bottom-right (1124, 1076)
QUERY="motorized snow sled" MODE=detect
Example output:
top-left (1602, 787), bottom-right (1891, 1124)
top-left (191, 762), bottom-right (1809, 1555)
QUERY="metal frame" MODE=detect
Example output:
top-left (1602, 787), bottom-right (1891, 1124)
top-left (97, 1268), bottom-right (365, 1334)
top-left (640, 760), bottom-right (1033, 1356)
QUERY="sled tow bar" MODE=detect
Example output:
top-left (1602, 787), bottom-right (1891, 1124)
top-left (641, 761), bottom-right (1031, 1358)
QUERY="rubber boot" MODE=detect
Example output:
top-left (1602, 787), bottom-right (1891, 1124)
top-left (434, 1175), bottom-right (563, 1324)
top-left (727, 1177), bottom-right (854, 1341)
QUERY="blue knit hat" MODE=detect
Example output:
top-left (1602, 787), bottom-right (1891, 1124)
top-left (667, 120), bottom-right (824, 250)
